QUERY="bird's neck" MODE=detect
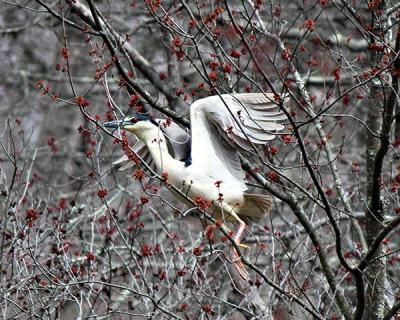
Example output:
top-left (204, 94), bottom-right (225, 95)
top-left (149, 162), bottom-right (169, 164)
top-left (138, 126), bottom-right (178, 172)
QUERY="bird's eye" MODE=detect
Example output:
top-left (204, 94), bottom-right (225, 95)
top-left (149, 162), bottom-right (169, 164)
top-left (130, 118), bottom-right (138, 124)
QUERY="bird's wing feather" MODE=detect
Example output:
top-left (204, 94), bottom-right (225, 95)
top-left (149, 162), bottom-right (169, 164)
top-left (190, 99), bottom-right (245, 187)
top-left (190, 94), bottom-right (287, 180)
top-left (190, 93), bottom-right (288, 190)
top-left (216, 93), bottom-right (287, 149)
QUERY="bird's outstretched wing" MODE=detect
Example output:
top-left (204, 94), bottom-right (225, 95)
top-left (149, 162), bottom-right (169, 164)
top-left (112, 119), bottom-right (191, 171)
top-left (190, 93), bottom-right (288, 183)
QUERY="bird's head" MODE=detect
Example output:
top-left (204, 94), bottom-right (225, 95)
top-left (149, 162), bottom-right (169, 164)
top-left (104, 114), bottom-right (157, 139)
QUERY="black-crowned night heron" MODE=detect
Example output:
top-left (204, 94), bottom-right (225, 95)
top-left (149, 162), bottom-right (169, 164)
top-left (105, 93), bottom-right (288, 279)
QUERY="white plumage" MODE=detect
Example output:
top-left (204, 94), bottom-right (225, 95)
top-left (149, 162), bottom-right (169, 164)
top-left (105, 93), bottom-right (288, 279)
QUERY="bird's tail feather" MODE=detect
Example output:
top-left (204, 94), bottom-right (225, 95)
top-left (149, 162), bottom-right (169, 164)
top-left (237, 193), bottom-right (272, 221)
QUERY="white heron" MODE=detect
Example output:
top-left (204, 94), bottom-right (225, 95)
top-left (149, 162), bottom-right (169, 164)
top-left (105, 93), bottom-right (288, 279)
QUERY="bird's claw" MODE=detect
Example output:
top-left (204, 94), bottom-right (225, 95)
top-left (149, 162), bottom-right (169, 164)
top-left (231, 248), bottom-right (250, 281)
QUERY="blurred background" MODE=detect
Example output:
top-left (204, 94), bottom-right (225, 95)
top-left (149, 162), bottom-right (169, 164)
top-left (0, 1), bottom-right (399, 319)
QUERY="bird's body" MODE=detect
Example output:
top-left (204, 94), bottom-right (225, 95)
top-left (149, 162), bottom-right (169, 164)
top-left (105, 93), bottom-right (288, 279)
top-left (131, 120), bottom-right (245, 218)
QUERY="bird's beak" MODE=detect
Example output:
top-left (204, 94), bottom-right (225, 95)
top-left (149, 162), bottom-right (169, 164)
top-left (104, 120), bottom-right (131, 129)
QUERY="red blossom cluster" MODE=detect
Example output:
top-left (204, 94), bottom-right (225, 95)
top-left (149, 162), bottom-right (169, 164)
top-left (193, 195), bottom-right (212, 210)
top-left (97, 188), bottom-right (108, 199)
top-left (281, 48), bottom-right (291, 61)
top-left (306, 57), bottom-right (319, 67)
top-left (128, 210), bottom-right (141, 221)
top-left (86, 251), bottom-right (96, 261)
top-left (208, 71), bottom-right (218, 82)
top-left (213, 27), bottom-right (222, 38)
top-left (60, 47), bottom-right (69, 59)
top-left (344, 250), bottom-right (353, 259)
top-left (331, 66), bottom-right (341, 80)
top-left (177, 303), bottom-right (188, 312)
top-left (368, 43), bottom-right (385, 52)
top-left (176, 268), bottom-right (186, 277)
top-left (162, 118), bottom-right (172, 128)
top-left (140, 196), bottom-right (149, 205)
top-left (55, 63), bottom-right (68, 73)
top-left (133, 169), bottom-right (145, 180)
top-left (269, 146), bottom-right (278, 155)
top-left (70, 264), bottom-right (79, 275)
top-left (367, 0), bottom-right (383, 10)
top-left (254, 0), bottom-right (263, 9)
top-left (281, 134), bottom-right (293, 144)
top-left (172, 37), bottom-right (182, 48)
top-left (351, 161), bottom-right (359, 173)
top-left (128, 94), bottom-right (140, 107)
top-left (141, 244), bottom-right (153, 257)
top-left (274, 5), bottom-right (281, 16)
top-left (208, 61), bottom-right (219, 70)
top-left (94, 61), bottom-right (114, 80)
top-left (267, 171), bottom-right (279, 182)
top-left (47, 137), bottom-right (58, 154)
top-left (202, 304), bottom-right (215, 315)
top-left (26, 208), bottom-right (39, 227)
top-left (204, 225), bottom-right (215, 239)
top-left (343, 94), bottom-right (350, 106)
top-left (145, 0), bottom-right (160, 11)
top-left (161, 172), bottom-right (169, 182)
top-left (208, 61), bottom-right (232, 74)
top-left (159, 270), bottom-right (167, 280)
top-left (192, 246), bottom-right (202, 256)
top-left (203, 7), bottom-right (224, 24)
top-left (229, 50), bottom-right (241, 59)
top-left (222, 63), bottom-right (232, 73)
top-left (36, 80), bottom-right (50, 96)
top-left (77, 125), bottom-right (91, 138)
top-left (174, 49), bottom-right (185, 60)
top-left (58, 198), bottom-right (68, 210)
top-left (75, 96), bottom-right (90, 107)
top-left (304, 19), bottom-right (315, 31)
top-left (215, 220), bottom-right (223, 228)
top-left (188, 19), bottom-right (197, 28)
top-left (121, 137), bottom-right (140, 164)
top-left (105, 110), bottom-right (114, 121)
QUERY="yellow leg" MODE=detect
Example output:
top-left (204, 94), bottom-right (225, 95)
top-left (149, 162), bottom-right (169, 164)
top-left (229, 210), bottom-right (250, 281)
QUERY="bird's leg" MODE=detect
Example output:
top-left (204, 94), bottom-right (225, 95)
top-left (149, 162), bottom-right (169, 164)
top-left (234, 222), bottom-right (249, 249)
top-left (229, 210), bottom-right (249, 280)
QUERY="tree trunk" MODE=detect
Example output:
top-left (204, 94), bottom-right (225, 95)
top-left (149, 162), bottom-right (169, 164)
top-left (365, 81), bottom-right (387, 320)
top-left (364, 2), bottom-right (392, 318)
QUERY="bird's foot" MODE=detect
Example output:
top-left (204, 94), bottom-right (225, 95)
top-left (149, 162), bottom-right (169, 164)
top-left (231, 248), bottom-right (250, 281)
top-left (237, 243), bottom-right (249, 249)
